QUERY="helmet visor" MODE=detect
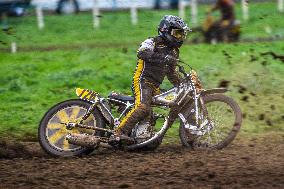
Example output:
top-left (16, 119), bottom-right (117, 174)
top-left (171, 29), bottom-right (188, 40)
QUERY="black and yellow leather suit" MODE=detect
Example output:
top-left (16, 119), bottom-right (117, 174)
top-left (115, 36), bottom-right (182, 135)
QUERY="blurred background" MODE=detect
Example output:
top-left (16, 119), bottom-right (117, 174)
top-left (0, 0), bottom-right (283, 140)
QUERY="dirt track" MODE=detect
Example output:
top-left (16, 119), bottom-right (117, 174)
top-left (0, 134), bottom-right (283, 189)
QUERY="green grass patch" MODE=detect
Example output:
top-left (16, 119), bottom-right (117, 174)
top-left (0, 41), bottom-right (283, 139)
top-left (0, 2), bottom-right (283, 48)
top-left (0, 2), bottom-right (283, 139)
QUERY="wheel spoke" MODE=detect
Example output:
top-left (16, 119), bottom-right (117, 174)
top-left (56, 109), bottom-right (70, 123)
top-left (49, 129), bottom-right (66, 145)
top-left (62, 137), bottom-right (70, 150)
top-left (47, 123), bottom-right (63, 130)
top-left (70, 106), bottom-right (81, 121)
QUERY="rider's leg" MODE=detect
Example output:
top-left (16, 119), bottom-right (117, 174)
top-left (115, 81), bottom-right (154, 136)
top-left (209, 20), bottom-right (222, 44)
top-left (221, 19), bottom-right (232, 42)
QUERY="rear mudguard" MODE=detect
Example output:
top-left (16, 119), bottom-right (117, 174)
top-left (76, 88), bottom-right (99, 102)
top-left (75, 88), bottom-right (113, 125)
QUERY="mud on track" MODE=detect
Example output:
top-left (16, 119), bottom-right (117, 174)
top-left (0, 134), bottom-right (283, 189)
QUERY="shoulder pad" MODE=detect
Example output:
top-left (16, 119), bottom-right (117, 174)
top-left (138, 38), bottom-right (155, 52)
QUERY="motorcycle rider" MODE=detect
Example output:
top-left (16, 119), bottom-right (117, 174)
top-left (208, 0), bottom-right (235, 23)
top-left (207, 0), bottom-right (236, 41)
top-left (110, 15), bottom-right (192, 144)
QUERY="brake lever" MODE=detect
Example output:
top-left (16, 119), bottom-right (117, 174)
top-left (178, 59), bottom-right (193, 71)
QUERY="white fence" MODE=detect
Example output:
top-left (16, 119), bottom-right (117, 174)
top-left (31, 0), bottom-right (155, 10)
top-left (32, 0), bottom-right (284, 30)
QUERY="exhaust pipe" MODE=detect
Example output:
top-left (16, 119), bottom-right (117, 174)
top-left (66, 133), bottom-right (100, 148)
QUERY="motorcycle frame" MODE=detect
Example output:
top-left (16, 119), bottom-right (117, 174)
top-left (69, 70), bottom-right (227, 149)
top-left (78, 88), bottom-right (179, 131)
top-left (74, 72), bottom-right (195, 125)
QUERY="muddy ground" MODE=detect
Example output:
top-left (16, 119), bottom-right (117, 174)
top-left (0, 134), bottom-right (283, 189)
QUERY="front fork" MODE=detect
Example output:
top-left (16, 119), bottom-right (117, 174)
top-left (194, 92), bottom-right (200, 126)
top-left (179, 93), bottom-right (211, 136)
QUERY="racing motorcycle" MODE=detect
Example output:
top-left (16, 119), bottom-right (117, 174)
top-left (39, 61), bottom-right (242, 157)
top-left (193, 14), bottom-right (240, 43)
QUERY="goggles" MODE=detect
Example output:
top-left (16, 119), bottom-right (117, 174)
top-left (171, 28), bottom-right (189, 40)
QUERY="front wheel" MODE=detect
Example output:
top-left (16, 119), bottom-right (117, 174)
top-left (179, 94), bottom-right (242, 150)
top-left (39, 99), bottom-right (105, 157)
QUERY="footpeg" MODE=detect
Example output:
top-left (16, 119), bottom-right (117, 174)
top-left (108, 134), bottom-right (135, 146)
top-left (184, 124), bottom-right (203, 135)
top-left (66, 133), bottom-right (100, 147)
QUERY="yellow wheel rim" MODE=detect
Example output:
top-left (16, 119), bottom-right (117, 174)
top-left (46, 105), bottom-right (96, 151)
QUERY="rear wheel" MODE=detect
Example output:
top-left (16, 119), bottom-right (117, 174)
top-left (179, 94), bottom-right (242, 150)
top-left (39, 99), bottom-right (105, 157)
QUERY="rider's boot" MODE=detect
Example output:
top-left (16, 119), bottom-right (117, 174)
top-left (109, 104), bottom-right (150, 146)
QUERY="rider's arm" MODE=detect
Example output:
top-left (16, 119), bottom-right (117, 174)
top-left (166, 61), bottom-right (182, 87)
top-left (137, 38), bottom-right (166, 63)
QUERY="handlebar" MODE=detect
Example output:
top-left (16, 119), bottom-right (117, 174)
top-left (176, 59), bottom-right (193, 77)
top-left (166, 56), bottom-right (193, 77)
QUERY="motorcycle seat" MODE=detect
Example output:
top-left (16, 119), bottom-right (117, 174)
top-left (108, 92), bottom-right (134, 103)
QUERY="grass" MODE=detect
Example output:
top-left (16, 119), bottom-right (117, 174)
top-left (0, 2), bottom-right (283, 140)
top-left (0, 40), bottom-right (283, 139)
top-left (0, 2), bottom-right (283, 48)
